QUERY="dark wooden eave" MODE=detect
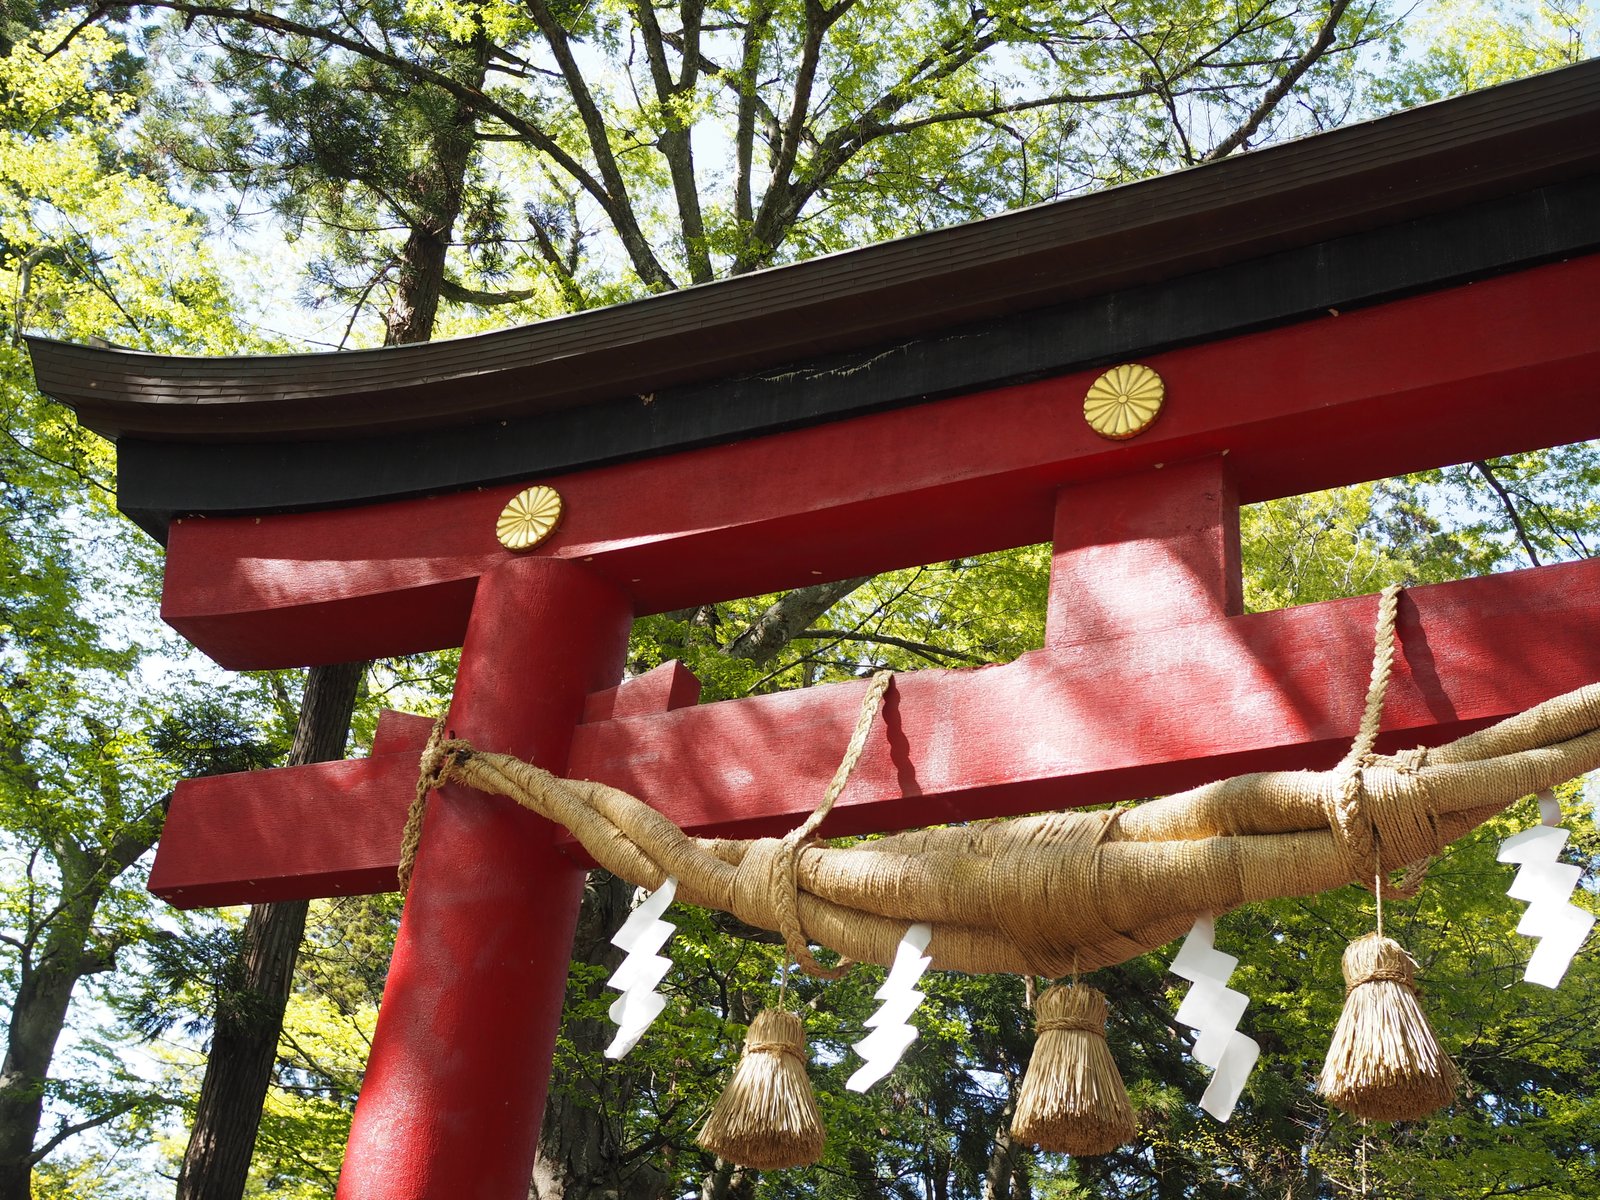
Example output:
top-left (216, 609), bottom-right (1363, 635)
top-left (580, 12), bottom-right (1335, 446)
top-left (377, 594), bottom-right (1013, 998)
top-left (25, 59), bottom-right (1600, 539)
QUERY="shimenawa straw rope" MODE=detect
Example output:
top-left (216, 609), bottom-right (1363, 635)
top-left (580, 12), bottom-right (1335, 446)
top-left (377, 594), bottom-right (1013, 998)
top-left (399, 669), bottom-right (1600, 977)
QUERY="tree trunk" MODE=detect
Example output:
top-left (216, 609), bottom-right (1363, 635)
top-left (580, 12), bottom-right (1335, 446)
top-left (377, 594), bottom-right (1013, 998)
top-left (173, 34), bottom-right (491, 1197)
top-left (0, 793), bottom-right (159, 1200)
top-left (0, 890), bottom-right (114, 1200)
top-left (697, 1160), bottom-right (755, 1200)
top-left (175, 659), bottom-right (364, 1200)
top-left (982, 1119), bottom-right (1017, 1200)
top-left (383, 32), bottom-right (489, 345)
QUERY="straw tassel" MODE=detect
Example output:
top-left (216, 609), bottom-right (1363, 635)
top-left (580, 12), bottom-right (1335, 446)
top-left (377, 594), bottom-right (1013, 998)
top-left (1011, 984), bottom-right (1136, 1156)
top-left (1318, 933), bottom-right (1460, 1121)
top-left (698, 1009), bottom-right (826, 1169)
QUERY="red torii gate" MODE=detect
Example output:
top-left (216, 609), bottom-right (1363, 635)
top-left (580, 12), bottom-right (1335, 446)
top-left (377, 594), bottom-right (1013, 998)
top-left (27, 61), bottom-right (1600, 1200)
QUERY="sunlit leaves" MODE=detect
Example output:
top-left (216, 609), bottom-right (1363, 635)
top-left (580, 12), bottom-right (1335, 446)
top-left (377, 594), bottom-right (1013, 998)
top-left (0, 19), bottom-right (283, 1191)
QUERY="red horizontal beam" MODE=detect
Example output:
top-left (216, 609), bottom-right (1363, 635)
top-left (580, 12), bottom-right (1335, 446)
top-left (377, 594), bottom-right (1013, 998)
top-left (149, 750), bottom-right (420, 908)
top-left (162, 256), bottom-right (1600, 670)
top-left (149, 664), bottom-right (700, 906)
top-left (149, 557), bottom-right (1600, 907)
top-left (563, 558), bottom-right (1600, 841)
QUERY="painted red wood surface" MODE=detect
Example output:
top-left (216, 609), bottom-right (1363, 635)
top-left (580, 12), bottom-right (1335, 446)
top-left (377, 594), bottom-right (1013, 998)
top-left (139, 251), bottom-right (1600, 1200)
top-left (150, 461), bottom-right (1600, 907)
top-left (337, 558), bottom-right (631, 1200)
top-left (567, 556), bottom-right (1600, 842)
top-left (161, 254), bottom-right (1600, 670)
top-left (150, 752), bottom-right (420, 907)
top-left (149, 664), bottom-right (700, 907)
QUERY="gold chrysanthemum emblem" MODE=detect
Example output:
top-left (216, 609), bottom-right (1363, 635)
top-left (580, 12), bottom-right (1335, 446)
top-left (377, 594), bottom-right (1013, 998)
top-left (496, 485), bottom-right (563, 551)
top-left (1083, 364), bottom-right (1164, 440)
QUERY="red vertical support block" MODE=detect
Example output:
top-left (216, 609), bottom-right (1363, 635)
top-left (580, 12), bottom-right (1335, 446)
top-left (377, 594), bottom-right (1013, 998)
top-left (1045, 455), bottom-right (1241, 648)
top-left (338, 558), bottom-right (633, 1200)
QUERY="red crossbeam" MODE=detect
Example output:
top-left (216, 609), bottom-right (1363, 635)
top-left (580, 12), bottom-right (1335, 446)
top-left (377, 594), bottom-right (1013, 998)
top-left (143, 253), bottom-right (1600, 1200)
top-left (161, 255), bottom-right (1600, 670)
top-left (150, 458), bottom-right (1600, 907)
top-left (149, 663), bottom-right (700, 906)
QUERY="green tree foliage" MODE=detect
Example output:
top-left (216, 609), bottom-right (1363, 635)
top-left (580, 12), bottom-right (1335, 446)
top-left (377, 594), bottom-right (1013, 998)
top-left (116, 0), bottom-right (1404, 337)
top-left (1375, 0), bottom-right (1594, 106)
top-left (0, 20), bottom-right (283, 1196)
top-left (5, 0), bottom-right (1599, 1196)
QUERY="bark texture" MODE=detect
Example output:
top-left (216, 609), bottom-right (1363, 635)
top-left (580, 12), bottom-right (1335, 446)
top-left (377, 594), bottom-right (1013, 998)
top-left (723, 577), bottom-right (872, 664)
top-left (174, 659), bottom-right (364, 1200)
top-left (530, 873), bottom-right (669, 1200)
top-left (383, 33), bottom-right (490, 344)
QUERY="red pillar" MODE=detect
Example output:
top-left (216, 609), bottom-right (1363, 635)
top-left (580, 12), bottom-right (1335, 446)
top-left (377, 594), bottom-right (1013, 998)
top-left (338, 558), bottom-right (633, 1199)
top-left (1045, 455), bottom-right (1241, 648)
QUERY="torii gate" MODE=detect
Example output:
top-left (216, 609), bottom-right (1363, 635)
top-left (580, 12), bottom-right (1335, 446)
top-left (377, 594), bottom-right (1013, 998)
top-left (28, 61), bottom-right (1600, 1200)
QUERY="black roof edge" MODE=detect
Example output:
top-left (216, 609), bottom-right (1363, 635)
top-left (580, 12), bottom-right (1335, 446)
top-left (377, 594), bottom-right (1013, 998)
top-left (113, 173), bottom-right (1600, 542)
top-left (27, 57), bottom-right (1600, 447)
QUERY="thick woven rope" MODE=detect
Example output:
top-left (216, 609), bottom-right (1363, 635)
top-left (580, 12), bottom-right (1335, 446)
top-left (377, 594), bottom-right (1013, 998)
top-left (401, 606), bottom-right (1600, 977)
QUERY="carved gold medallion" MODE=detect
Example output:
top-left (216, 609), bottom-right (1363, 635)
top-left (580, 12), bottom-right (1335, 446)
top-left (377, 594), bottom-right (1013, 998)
top-left (496, 485), bottom-right (563, 551)
top-left (1084, 364), bottom-right (1164, 439)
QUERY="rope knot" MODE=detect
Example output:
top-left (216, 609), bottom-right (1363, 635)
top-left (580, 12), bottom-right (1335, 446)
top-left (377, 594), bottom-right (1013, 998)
top-left (771, 671), bottom-right (892, 980)
top-left (746, 1040), bottom-right (807, 1065)
top-left (1341, 933), bottom-right (1421, 995)
top-left (1326, 585), bottom-right (1441, 891)
top-left (1346, 967), bottom-right (1417, 993)
top-left (1036, 1014), bottom-right (1106, 1035)
top-left (1392, 746), bottom-right (1429, 774)
top-left (1033, 983), bottom-right (1109, 1036)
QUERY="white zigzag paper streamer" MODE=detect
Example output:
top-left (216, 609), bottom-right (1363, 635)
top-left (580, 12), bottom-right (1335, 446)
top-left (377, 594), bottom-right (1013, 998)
top-left (1498, 790), bottom-right (1594, 989)
top-left (847, 922), bottom-right (933, 1092)
top-left (604, 876), bottom-right (678, 1059)
top-left (1170, 915), bottom-right (1260, 1122)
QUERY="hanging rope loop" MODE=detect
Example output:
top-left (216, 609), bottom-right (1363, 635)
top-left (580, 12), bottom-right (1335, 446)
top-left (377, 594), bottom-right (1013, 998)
top-left (1329, 585), bottom-right (1425, 895)
top-left (773, 670), bottom-right (893, 979)
top-left (397, 719), bottom-right (472, 895)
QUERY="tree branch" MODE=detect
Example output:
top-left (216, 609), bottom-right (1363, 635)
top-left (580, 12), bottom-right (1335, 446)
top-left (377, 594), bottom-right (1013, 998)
top-left (524, 0), bottom-right (677, 289)
top-left (731, 0), bottom-right (772, 233)
top-left (1473, 459), bottom-right (1543, 567)
top-left (748, 0), bottom-right (850, 258)
top-left (1202, 0), bottom-right (1354, 161)
top-left (439, 279), bottom-right (541, 307)
top-left (753, 10), bottom-right (1016, 257)
top-left (723, 576), bottom-right (871, 663)
top-left (630, 0), bottom-right (712, 281)
top-left (29, 1098), bottom-right (141, 1165)
top-left (800, 628), bottom-right (988, 665)
top-left (868, 84), bottom-right (1159, 139)
top-left (1511, 488), bottom-right (1592, 559)
top-left (89, 1), bottom-right (664, 283)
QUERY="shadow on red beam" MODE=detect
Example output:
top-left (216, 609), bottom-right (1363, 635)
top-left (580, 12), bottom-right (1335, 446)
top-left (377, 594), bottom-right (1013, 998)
top-left (148, 754), bottom-right (421, 908)
top-left (149, 667), bottom-right (702, 908)
top-left (560, 558), bottom-right (1600, 844)
top-left (159, 256), bottom-right (1600, 671)
top-left (150, 560), bottom-right (1600, 908)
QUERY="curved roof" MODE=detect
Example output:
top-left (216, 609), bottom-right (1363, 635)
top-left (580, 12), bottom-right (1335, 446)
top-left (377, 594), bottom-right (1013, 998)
top-left (28, 59), bottom-right (1600, 447)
